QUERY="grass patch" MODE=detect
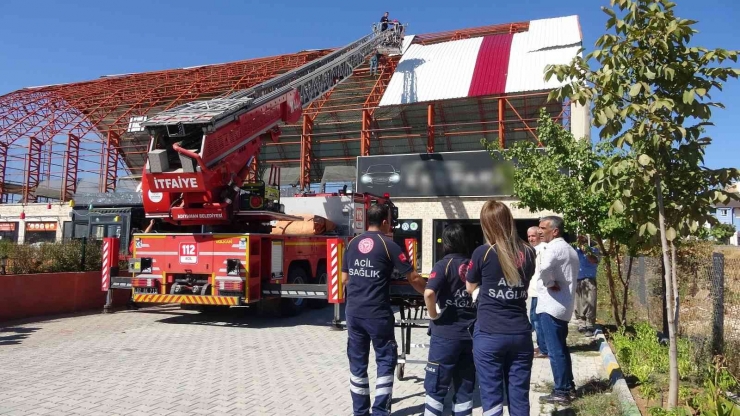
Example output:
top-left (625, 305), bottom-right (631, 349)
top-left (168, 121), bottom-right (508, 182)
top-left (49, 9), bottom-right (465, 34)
top-left (570, 392), bottom-right (621, 416)
top-left (551, 379), bottom-right (621, 416)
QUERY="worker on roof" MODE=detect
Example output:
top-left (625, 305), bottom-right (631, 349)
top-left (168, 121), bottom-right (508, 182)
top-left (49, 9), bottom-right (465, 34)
top-left (423, 224), bottom-right (477, 416)
top-left (380, 12), bottom-right (389, 31)
top-left (342, 202), bottom-right (425, 416)
top-left (369, 50), bottom-right (380, 76)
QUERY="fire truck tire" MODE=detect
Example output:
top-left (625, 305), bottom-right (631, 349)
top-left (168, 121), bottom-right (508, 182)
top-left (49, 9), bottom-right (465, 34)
top-left (308, 263), bottom-right (328, 309)
top-left (280, 265), bottom-right (309, 317)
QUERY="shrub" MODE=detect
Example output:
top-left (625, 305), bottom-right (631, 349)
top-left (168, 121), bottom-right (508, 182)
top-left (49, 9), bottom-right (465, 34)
top-left (0, 240), bottom-right (102, 274)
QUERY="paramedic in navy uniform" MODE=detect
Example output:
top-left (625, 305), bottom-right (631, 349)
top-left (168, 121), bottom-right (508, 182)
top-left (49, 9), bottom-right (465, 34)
top-left (423, 223), bottom-right (477, 416)
top-left (465, 201), bottom-right (536, 416)
top-left (342, 203), bottom-right (425, 416)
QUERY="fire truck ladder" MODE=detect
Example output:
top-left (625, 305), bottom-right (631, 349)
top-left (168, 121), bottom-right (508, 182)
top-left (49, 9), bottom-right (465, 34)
top-left (142, 24), bottom-right (406, 167)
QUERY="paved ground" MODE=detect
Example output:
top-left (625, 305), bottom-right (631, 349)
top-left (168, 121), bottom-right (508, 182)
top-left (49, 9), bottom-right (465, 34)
top-left (0, 303), bottom-right (602, 416)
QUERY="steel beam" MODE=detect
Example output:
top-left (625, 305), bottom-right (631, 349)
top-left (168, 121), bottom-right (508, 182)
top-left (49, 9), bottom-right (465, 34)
top-left (101, 131), bottom-right (120, 193)
top-left (22, 137), bottom-right (42, 203)
top-left (0, 143), bottom-right (6, 203)
top-left (498, 98), bottom-right (505, 148)
top-left (427, 103), bottom-right (435, 153)
top-left (61, 133), bottom-right (80, 201)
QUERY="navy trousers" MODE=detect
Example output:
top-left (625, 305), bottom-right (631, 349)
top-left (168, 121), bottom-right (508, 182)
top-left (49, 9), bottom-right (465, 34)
top-left (423, 335), bottom-right (475, 416)
top-left (539, 313), bottom-right (574, 397)
top-left (473, 325), bottom-right (533, 416)
top-left (530, 297), bottom-right (548, 355)
top-left (346, 314), bottom-right (397, 416)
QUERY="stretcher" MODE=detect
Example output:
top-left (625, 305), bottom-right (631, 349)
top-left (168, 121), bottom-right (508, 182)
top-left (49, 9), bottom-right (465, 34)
top-left (389, 282), bottom-right (430, 381)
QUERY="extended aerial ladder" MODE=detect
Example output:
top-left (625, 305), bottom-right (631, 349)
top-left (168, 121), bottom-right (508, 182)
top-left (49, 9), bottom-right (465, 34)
top-left (140, 23), bottom-right (406, 228)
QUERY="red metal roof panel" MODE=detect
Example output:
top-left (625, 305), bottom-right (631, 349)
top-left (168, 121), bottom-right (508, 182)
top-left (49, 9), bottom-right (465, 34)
top-left (468, 34), bottom-right (514, 97)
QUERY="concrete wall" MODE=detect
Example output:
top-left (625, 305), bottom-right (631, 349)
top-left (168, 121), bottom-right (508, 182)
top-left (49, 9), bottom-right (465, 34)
top-left (0, 271), bottom-right (129, 322)
top-left (0, 203), bottom-right (72, 243)
top-left (394, 197), bottom-right (555, 272)
top-left (570, 99), bottom-right (592, 142)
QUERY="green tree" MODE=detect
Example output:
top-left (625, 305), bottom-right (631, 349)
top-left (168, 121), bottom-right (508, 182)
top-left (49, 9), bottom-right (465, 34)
top-left (708, 223), bottom-right (736, 244)
top-left (544, 0), bottom-right (740, 407)
top-left (483, 110), bottom-right (643, 326)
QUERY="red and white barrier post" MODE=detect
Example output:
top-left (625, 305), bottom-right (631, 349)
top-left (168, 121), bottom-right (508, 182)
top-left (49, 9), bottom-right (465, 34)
top-left (405, 238), bottom-right (418, 271)
top-left (327, 238), bottom-right (345, 329)
top-left (101, 237), bottom-right (120, 313)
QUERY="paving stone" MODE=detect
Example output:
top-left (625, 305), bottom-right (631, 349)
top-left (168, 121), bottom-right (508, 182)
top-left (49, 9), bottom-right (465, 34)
top-left (0, 302), bottom-right (603, 415)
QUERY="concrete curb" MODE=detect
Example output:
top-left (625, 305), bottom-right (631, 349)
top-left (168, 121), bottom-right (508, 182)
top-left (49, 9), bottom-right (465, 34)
top-left (594, 326), bottom-right (641, 416)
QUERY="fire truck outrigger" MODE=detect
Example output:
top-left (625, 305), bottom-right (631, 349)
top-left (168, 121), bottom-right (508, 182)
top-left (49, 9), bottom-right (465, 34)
top-left (100, 22), bottom-right (423, 320)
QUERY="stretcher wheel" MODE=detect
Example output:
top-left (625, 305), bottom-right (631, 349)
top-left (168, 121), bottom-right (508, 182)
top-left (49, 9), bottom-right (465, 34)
top-left (396, 363), bottom-right (405, 381)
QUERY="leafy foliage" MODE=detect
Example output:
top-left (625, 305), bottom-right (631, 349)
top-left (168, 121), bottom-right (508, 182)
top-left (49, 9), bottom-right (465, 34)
top-left (707, 223), bottom-right (737, 245)
top-left (543, 0), bottom-right (740, 407)
top-left (545, 0), bottom-right (740, 241)
top-left (0, 239), bottom-right (101, 274)
top-left (482, 110), bottom-right (643, 325)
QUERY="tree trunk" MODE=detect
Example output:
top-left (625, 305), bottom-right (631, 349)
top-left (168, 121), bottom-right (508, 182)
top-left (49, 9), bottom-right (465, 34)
top-left (621, 255), bottom-right (634, 327)
top-left (671, 242), bottom-right (680, 335)
top-left (655, 174), bottom-right (679, 408)
top-left (597, 238), bottom-right (622, 326)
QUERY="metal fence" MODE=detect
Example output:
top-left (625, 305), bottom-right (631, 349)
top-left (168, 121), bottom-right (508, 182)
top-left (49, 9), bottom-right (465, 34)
top-left (624, 253), bottom-right (740, 373)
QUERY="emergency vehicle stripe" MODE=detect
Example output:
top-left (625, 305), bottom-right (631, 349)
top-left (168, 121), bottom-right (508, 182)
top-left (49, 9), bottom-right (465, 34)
top-left (101, 240), bottom-right (110, 291)
top-left (133, 294), bottom-right (238, 305)
top-left (329, 242), bottom-right (339, 301)
top-left (482, 404), bottom-right (503, 416)
top-left (425, 396), bottom-right (444, 411)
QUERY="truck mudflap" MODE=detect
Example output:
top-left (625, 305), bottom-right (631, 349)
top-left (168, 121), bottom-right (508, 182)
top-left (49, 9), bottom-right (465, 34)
top-left (133, 294), bottom-right (240, 306)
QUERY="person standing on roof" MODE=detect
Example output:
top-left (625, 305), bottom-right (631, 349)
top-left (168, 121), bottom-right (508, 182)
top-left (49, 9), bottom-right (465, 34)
top-left (465, 201), bottom-right (537, 416)
top-left (342, 203), bottom-right (426, 416)
top-left (423, 223), bottom-right (477, 416)
top-left (369, 51), bottom-right (379, 76)
top-left (380, 12), bottom-right (389, 31)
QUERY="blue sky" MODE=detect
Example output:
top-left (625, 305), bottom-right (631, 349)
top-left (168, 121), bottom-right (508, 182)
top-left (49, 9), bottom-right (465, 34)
top-left (1, 0), bottom-right (738, 169)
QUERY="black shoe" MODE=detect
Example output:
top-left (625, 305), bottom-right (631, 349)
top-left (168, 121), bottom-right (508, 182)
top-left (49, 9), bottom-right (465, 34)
top-left (569, 387), bottom-right (577, 399)
top-left (539, 393), bottom-right (572, 405)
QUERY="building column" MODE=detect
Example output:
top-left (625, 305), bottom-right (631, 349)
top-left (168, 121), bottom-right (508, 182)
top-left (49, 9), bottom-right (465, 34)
top-left (498, 98), bottom-right (505, 148)
top-left (427, 103), bottom-right (435, 153)
top-left (300, 115), bottom-right (313, 190)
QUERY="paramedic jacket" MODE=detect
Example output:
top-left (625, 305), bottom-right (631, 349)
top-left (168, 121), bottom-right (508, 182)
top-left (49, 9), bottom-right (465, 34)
top-left (426, 254), bottom-right (476, 339)
top-left (466, 244), bottom-right (536, 335)
top-left (342, 231), bottom-right (413, 318)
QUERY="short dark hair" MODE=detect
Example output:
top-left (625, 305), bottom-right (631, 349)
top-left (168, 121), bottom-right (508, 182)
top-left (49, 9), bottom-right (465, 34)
top-left (367, 204), bottom-right (389, 227)
top-left (442, 223), bottom-right (469, 256)
top-left (541, 215), bottom-right (564, 235)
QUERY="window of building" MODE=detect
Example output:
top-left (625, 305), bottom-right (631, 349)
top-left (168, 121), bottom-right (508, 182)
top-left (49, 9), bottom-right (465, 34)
top-left (24, 222), bottom-right (58, 244)
top-left (0, 222), bottom-right (19, 243)
top-left (719, 209), bottom-right (729, 217)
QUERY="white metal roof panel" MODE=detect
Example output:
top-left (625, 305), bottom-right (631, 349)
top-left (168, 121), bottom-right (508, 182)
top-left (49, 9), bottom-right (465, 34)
top-left (378, 37), bottom-right (484, 106)
top-left (505, 25), bottom-right (582, 93)
top-left (400, 35), bottom-right (415, 55)
top-left (525, 15), bottom-right (582, 51)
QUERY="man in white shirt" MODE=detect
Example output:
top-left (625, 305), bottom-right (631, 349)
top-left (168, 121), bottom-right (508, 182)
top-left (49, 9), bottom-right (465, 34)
top-left (527, 226), bottom-right (548, 359)
top-left (536, 216), bottom-right (579, 405)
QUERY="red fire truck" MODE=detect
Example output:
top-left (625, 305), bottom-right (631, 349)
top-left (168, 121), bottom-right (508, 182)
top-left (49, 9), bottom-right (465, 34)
top-left (101, 22), bottom-right (419, 318)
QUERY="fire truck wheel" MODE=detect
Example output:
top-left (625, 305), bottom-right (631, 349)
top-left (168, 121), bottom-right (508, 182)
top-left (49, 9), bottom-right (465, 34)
top-left (280, 265), bottom-right (309, 317)
top-left (308, 263), bottom-right (328, 309)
